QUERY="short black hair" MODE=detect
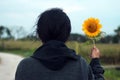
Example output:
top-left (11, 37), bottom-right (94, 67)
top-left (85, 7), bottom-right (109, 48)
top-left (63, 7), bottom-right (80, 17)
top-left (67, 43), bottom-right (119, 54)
top-left (37, 8), bottom-right (71, 43)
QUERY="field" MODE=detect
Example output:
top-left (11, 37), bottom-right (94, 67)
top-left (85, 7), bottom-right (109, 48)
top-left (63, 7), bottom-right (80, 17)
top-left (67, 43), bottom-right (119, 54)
top-left (0, 40), bottom-right (120, 79)
top-left (0, 40), bottom-right (120, 64)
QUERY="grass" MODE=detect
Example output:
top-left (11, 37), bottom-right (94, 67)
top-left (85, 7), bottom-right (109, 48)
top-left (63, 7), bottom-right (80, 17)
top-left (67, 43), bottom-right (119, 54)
top-left (0, 40), bottom-right (120, 64)
top-left (0, 40), bottom-right (41, 50)
top-left (104, 69), bottom-right (120, 80)
top-left (66, 41), bottom-right (120, 64)
top-left (0, 40), bottom-right (40, 57)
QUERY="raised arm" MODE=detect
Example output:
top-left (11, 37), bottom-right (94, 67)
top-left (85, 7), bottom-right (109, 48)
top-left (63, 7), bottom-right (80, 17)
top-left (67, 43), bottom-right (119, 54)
top-left (89, 46), bottom-right (105, 80)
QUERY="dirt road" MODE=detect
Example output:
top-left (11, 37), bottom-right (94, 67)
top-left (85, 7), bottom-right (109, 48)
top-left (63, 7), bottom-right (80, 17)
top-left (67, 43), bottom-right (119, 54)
top-left (0, 52), bottom-right (23, 80)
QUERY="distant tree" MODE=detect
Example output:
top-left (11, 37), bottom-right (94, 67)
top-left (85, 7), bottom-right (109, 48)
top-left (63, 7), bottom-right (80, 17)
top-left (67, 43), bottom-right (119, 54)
top-left (0, 25), bottom-right (12, 49)
top-left (20, 32), bottom-right (38, 41)
top-left (113, 35), bottom-right (118, 43)
top-left (114, 26), bottom-right (120, 43)
top-left (10, 26), bottom-right (27, 40)
top-left (0, 25), bottom-right (12, 39)
top-left (114, 26), bottom-right (120, 35)
top-left (0, 26), bottom-right (4, 39)
top-left (69, 33), bottom-right (87, 42)
top-left (100, 35), bottom-right (113, 43)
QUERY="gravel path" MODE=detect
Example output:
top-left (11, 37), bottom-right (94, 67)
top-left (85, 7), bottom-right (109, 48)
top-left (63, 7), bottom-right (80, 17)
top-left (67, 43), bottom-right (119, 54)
top-left (0, 52), bottom-right (23, 80)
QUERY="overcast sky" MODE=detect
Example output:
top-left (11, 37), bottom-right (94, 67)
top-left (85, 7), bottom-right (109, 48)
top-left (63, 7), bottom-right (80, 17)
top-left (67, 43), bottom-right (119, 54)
top-left (0, 0), bottom-right (120, 35)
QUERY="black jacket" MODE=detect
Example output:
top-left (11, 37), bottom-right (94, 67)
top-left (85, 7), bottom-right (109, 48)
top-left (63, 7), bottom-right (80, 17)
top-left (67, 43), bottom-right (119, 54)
top-left (15, 40), bottom-right (104, 80)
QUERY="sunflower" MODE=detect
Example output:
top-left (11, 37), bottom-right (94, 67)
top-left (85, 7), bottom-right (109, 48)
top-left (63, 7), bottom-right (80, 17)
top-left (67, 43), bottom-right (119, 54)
top-left (82, 17), bottom-right (102, 38)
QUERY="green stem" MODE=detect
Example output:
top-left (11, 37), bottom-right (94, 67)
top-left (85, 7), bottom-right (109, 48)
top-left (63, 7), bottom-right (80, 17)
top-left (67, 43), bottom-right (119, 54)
top-left (92, 39), bottom-right (95, 46)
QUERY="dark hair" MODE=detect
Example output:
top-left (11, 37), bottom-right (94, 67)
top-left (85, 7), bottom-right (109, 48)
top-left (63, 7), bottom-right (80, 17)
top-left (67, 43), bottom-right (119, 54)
top-left (37, 8), bottom-right (71, 43)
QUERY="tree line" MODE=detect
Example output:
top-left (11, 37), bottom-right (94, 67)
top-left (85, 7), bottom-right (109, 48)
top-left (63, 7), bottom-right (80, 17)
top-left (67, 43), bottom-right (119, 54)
top-left (0, 25), bottom-right (120, 43)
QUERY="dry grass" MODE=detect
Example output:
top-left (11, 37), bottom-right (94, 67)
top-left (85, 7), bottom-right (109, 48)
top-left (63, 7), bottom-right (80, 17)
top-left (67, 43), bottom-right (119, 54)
top-left (0, 40), bottom-right (41, 50)
top-left (0, 40), bottom-right (120, 64)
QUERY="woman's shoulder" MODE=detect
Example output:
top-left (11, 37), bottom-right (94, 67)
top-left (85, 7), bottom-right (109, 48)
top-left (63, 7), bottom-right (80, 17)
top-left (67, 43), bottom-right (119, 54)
top-left (77, 56), bottom-right (88, 64)
top-left (18, 57), bottom-right (39, 67)
top-left (75, 56), bottom-right (89, 71)
top-left (20, 57), bottom-right (34, 62)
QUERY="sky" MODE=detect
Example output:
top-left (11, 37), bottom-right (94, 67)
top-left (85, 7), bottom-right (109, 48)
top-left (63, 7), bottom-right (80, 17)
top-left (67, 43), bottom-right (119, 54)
top-left (0, 0), bottom-right (120, 35)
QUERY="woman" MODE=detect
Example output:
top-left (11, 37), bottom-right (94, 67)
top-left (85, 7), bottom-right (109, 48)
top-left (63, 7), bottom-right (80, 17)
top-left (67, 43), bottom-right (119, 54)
top-left (15, 8), bottom-right (104, 80)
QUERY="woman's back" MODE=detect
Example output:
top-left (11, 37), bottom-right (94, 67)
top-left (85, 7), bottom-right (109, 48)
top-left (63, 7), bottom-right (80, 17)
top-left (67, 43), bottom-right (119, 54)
top-left (15, 56), bottom-right (90, 80)
top-left (15, 8), bottom-right (104, 80)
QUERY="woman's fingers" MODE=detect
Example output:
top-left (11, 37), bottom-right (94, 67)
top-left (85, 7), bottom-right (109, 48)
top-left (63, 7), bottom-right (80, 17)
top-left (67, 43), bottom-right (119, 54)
top-left (90, 46), bottom-right (100, 59)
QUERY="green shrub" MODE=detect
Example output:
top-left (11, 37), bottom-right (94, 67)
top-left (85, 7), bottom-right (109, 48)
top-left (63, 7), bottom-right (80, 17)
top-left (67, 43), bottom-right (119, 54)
top-left (104, 69), bottom-right (120, 80)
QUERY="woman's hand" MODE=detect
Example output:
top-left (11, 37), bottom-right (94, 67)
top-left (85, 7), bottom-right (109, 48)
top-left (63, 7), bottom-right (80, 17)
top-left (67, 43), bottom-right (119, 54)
top-left (90, 46), bottom-right (101, 59)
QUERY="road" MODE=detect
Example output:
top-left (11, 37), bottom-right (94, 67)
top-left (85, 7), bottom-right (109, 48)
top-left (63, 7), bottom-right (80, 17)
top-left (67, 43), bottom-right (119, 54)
top-left (0, 52), bottom-right (23, 80)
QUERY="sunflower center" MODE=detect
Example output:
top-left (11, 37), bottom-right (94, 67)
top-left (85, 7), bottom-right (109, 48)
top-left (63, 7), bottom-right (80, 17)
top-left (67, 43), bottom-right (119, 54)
top-left (87, 23), bottom-right (97, 33)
